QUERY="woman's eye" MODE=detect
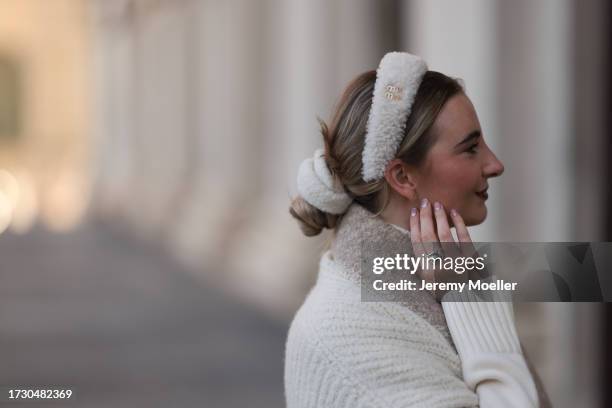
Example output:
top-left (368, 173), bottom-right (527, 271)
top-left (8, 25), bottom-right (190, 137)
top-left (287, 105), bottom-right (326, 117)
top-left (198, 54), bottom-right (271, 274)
top-left (466, 144), bottom-right (479, 154)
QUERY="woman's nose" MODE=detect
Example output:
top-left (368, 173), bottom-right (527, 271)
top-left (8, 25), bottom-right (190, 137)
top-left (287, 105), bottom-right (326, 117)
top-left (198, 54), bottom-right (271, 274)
top-left (484, 148), bottom-right (504, 178)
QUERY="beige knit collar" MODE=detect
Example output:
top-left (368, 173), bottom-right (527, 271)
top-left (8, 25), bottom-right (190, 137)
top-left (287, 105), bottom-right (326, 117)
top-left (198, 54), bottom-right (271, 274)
top-left (330, 203), bottom-right (453, 344)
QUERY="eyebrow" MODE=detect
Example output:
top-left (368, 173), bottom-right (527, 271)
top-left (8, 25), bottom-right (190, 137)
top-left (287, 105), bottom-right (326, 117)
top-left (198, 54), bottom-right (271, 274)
top-left (454, 130), bottom-right (481, 148)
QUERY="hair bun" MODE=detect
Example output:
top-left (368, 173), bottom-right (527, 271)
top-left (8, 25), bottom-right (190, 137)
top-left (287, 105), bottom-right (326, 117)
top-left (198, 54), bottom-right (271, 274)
top-left (296, 149), bottom-right (352, 215)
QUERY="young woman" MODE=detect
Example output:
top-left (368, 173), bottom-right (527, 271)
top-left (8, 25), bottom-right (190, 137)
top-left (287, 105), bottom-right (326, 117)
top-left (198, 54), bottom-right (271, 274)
top-left (285, 52), bottom-right (550, 407)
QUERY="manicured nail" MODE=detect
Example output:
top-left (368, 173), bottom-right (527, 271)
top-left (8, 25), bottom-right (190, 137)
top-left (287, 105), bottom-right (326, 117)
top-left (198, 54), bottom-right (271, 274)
top-left (434, 201), bottom-right (441, 211)
top-left (421, 198), bottom-right (428, 208)
top-left (451, 208), bottom-right (458, 217)
top-left (411, 207), bottom-right (417, 217)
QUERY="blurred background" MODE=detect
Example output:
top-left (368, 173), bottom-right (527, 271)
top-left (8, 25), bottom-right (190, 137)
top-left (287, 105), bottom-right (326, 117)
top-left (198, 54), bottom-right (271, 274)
top-left (0, 0), bottom-right (610, 406)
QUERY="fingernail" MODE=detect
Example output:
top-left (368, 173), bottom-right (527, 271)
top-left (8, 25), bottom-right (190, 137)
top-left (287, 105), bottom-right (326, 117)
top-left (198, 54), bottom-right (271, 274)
top-left (421, 198), bottom-right (428, 208)
top-left (434, 201), bottom-right (441, 211)
top-left (451, 208), bottom-right (458, 217)
top-left (411, 208), bottom-right (417, 217)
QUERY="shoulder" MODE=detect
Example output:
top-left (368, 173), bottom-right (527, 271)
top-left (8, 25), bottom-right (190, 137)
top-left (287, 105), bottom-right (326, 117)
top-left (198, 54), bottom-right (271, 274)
top-left (288, 251), bottom-right (457, 361)
top-left (284, 254), bottom-right (477, 408)
top-left (287, 273), bottom-right (461, 372)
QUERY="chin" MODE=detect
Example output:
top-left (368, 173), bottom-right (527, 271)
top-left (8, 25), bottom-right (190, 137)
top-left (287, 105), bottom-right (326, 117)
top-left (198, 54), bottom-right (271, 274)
top-left (464, 206), bottom-right (487, 226)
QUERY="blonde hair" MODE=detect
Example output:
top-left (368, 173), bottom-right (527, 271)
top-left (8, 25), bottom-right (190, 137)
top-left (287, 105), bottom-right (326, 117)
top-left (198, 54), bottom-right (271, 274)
top-left (290, 70), bottom-right (463, 236)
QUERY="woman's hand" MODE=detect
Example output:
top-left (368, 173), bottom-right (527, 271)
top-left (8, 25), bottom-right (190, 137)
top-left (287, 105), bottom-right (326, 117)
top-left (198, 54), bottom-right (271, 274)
top-left (409, 198), bottom-right (479, 299)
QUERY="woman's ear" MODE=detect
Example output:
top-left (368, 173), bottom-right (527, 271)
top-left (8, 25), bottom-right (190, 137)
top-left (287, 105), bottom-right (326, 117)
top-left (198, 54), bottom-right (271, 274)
top-left (384, 159), bottom-right (417, 200)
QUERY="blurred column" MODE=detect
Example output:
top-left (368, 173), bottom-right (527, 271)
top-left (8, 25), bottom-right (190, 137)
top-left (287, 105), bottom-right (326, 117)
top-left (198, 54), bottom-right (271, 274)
top-left (89, 0), bottom-right (138, 219)
top-left (574, 0), bottom-right (607, 242)
top-left (572, 0), bottom-right (607, 405)
top-left (336, 0), bottom-right (400, 86)
top-left (496, 0), bottom-right (573, 242)
top-left (166, 0), bottom-right (265, 271)
top-left (222, 0), bottom-right (339, 318)
top-left (496, 3), bottom-right (575, 405)
top-left (90, 0), bottom-right (194, 236)
top-left (126, 0), bottom-right (192, 235)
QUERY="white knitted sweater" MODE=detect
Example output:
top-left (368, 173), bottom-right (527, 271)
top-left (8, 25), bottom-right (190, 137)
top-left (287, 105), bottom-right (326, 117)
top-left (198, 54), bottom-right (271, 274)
top-left (284, 204), bottom-right (548, 407)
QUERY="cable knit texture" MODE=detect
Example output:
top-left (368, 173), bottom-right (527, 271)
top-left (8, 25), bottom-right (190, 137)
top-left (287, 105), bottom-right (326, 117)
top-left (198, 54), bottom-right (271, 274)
top-left (285, 252), bottom-right (477, 407)
top-left (284, 203), bottom-right (549, 407)
top-left (441, 298), bottom-right (539, 407)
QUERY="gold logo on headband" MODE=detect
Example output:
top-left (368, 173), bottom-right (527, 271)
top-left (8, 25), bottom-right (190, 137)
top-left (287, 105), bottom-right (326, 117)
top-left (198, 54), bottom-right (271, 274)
top-left (384, 85), bottom-right (402, 101)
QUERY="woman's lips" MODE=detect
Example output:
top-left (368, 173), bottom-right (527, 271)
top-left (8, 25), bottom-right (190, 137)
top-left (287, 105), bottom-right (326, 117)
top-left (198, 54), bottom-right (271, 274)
top-left (475, 190), bottom-right (488, 200)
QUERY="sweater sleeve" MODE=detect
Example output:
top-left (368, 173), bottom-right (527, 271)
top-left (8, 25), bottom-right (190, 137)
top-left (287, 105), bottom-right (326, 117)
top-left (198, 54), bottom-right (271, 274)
top-left (441, 291), bottom-right (539, 407)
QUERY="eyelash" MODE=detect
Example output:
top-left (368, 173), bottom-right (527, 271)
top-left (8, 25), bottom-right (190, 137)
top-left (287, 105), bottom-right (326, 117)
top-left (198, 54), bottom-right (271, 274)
top-left (466, 143), bottom-right (479, 154)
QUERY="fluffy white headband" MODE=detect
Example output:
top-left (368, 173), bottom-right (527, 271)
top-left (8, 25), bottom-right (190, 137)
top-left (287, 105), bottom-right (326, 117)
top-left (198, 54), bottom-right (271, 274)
top-left (362, 52), bottom-right (427, 182)
top-left (296, 149), bottom-right (352, 214)
top-left (296, 52), bottom-right (427, 214)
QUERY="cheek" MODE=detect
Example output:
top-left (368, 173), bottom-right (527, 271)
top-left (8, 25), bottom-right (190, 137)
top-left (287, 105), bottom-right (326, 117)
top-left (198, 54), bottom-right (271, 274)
top-left (421, 154), bottom-right (486, 225)
top-left (431, 163), bottom-right (478, 199)
top-left (425, 163), bottom-right (484, 219)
